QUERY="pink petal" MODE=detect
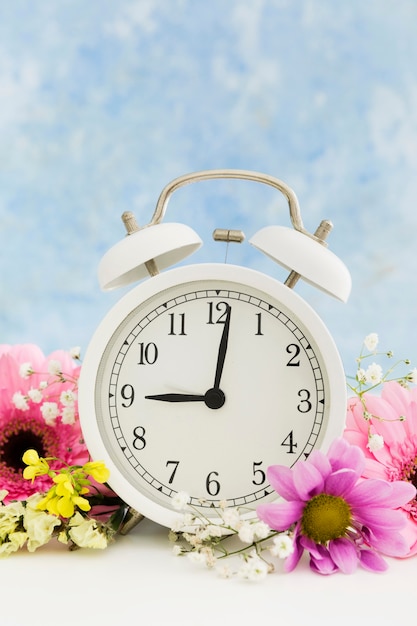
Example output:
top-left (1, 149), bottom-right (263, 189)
top-left (324, 468), bottom-right (358, 497)
top-left (366, 526), bottom-right (410, 557)
top-left (284, 532), bottom-right (304, 572)
top-left (354, 506), bottom-right (406, 531)
top-left (266, 465), bottom-right (298, 501)
top-left (292, 459), bottom-right (324, 500)
top-left (359, 549), bottom-right (388, 572)
top-left (328, 438), bottom-right (365, 475)
top-left (307, 450), bottom-right (332, 480)
top-left (349, 479), bottom-right (415, 509)
top-left (329, 537), bottom-right (358, 574)
top-left (256, 500), bottom-right (304, 531)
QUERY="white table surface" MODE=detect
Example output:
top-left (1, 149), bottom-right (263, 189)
top-left (2, 517), bottom-right (415, 626)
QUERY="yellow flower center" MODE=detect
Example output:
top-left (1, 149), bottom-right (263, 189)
top-left (301, 494), bottom-right (352, 544)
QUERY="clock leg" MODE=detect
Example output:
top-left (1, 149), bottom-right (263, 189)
top-left (119, 506), bottom-right (145, 535)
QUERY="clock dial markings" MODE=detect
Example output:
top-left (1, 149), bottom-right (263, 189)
top-left (87, 268), bottom-right (343, 522)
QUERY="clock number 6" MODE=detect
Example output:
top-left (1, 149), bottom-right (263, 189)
top-left (206, 471), bottom-right (221, 496)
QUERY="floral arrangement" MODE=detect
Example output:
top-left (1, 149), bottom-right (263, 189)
top-left (0, 344), bottom-right (128, 555)
top-left (1, 335), bottom-right (417, 579)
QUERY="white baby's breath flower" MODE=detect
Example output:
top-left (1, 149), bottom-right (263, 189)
top-left (39, 381), bottom-right (48, 390)
top-left (47, 359), bottom-right (62, 376)
top-left (40, 401), bottom-right (60, 425)
top-left (364, 363), bottom-right (383, 385)
top-left (60, 389), bottom-right (77, 406)
top-left (216, 563), bottom-right (233, 578)
top-left (206, 524), bottom-right (224, 538)
top-left (61, 406), bottom-right (76, 425)
top-left (364, 333), bottom-right (379, 352)
top-left (270, 534), bottom-right (294, 558)
top-left (172, 491), bottom-right (191, 511)
top-left (69, 346), bottom-right (81, 360)
top-left (27, 388), bottom-right (43, 404)
top-left (237, 554), bottom-right (269, 581)
top-left (12, 392), bottom-right (29, 411)
top-left (221, 507), bottom-right (241, 528)
top-left (253, 521), bottom-right (270, 540)
top-left (187, 550), bottom-right (207, 565)
top-left (356, 368), bottom-right (367, 384)
top-left (238, 522), bottom-right (255, 544)
top-left (367, 433), bottom-right (384, 453)
top-left (19, 362), bottom-right (33, 378)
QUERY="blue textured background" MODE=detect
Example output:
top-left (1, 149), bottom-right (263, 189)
top-left (1, 0), bottom-right (417, 374)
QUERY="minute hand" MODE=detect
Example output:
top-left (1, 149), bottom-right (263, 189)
top-left (213, 304), bottom-right (231, 389)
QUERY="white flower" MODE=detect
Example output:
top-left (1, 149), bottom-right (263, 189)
top-left (40, 401), bottom-right (60, 425)
top-left (19, 362), bottom-right (33, 378)
top-left (60, 389), bottom-right (77, 406)
top-left (237, 554), bottom-right (269, 581)
top-left (39, 381), bottom-right (48, 389)
top-left (270, 534), bottom-right (294, 558)
top-left (69, 346), bottom-right (81, 360)
top-left (27, 388), bottom-right (43, 403)
top-left (47, 359), bottom-right (62, 376)
top-left (364, 363), bottom-right (383, 385)
top-left (68, 513), bottom-right (108, 549)
top-left (253, 521), bottom-right (270, 540)
top-left (23, 496), bottom-right (61, 552)
top-left (61, 406), bottom-right (76, 425)
top-left (216, 564), bottom-right (233, 578)
top-left (238, 521), bottom-right (254, 543)
top-left (356, 368), bottom-right (367, 384)
top-left (172, 544), bottom-right (182, 556)
top-left (221, 507), bottom-right (241, 528)
top-left (12, 392), bottom-right (29, 411)
top-left (367, 433), bottom-right (384, 453)
top-left (364, 333), bottom-right (379, 352)
top-left (171, 491), bottom-right (190, 511)
top-left (187, 550), bottom-right (207, 565)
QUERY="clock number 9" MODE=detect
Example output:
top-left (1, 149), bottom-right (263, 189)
top-left (120, 384), bottom-right (135, 407)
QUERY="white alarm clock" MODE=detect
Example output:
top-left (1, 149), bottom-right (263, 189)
top-left (78, 170), bottom-right (351, 529)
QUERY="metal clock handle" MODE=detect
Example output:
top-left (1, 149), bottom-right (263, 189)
top-left (150, 169), bottom-right (308, 235)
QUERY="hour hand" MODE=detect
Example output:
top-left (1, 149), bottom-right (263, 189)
top-left (145, 392), bottom-right (206, 403)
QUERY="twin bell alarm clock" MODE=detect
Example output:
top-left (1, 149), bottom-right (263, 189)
top-left (78, 169), bottom-right (351, 529)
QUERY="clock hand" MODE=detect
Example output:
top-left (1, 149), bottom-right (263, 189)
top-left (213, 304), bottom-right (231, 390)
top-left (145, 392), bottom-right (205, 402)
top-left (145, 387), bottom-right (226, 410)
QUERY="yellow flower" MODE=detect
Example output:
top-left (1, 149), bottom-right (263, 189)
top-left (22, 449), bottom-right (50, 482)
top-left (83, 461), bottom-right (110, 484)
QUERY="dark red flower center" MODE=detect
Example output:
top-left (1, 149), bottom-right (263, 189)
top-left (0, 431), bottom-right (46, 472)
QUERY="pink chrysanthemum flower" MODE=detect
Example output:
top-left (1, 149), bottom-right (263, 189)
top-left (345, 381), bottom-right (417, 556)
top-left (0, 344), bottom-right (89, 502)
top-left (256, 438), bottom-right (415, 575)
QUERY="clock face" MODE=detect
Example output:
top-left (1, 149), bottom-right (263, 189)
top-left (79, 264), bottom-right (346, 527)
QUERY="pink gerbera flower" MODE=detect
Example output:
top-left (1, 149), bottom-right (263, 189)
top-left (0, 344), bottom-right (89, 502)
top-left (345, 380), bottom-right (417, 556)
top-left (256, 438), bottom-right (415, 575)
